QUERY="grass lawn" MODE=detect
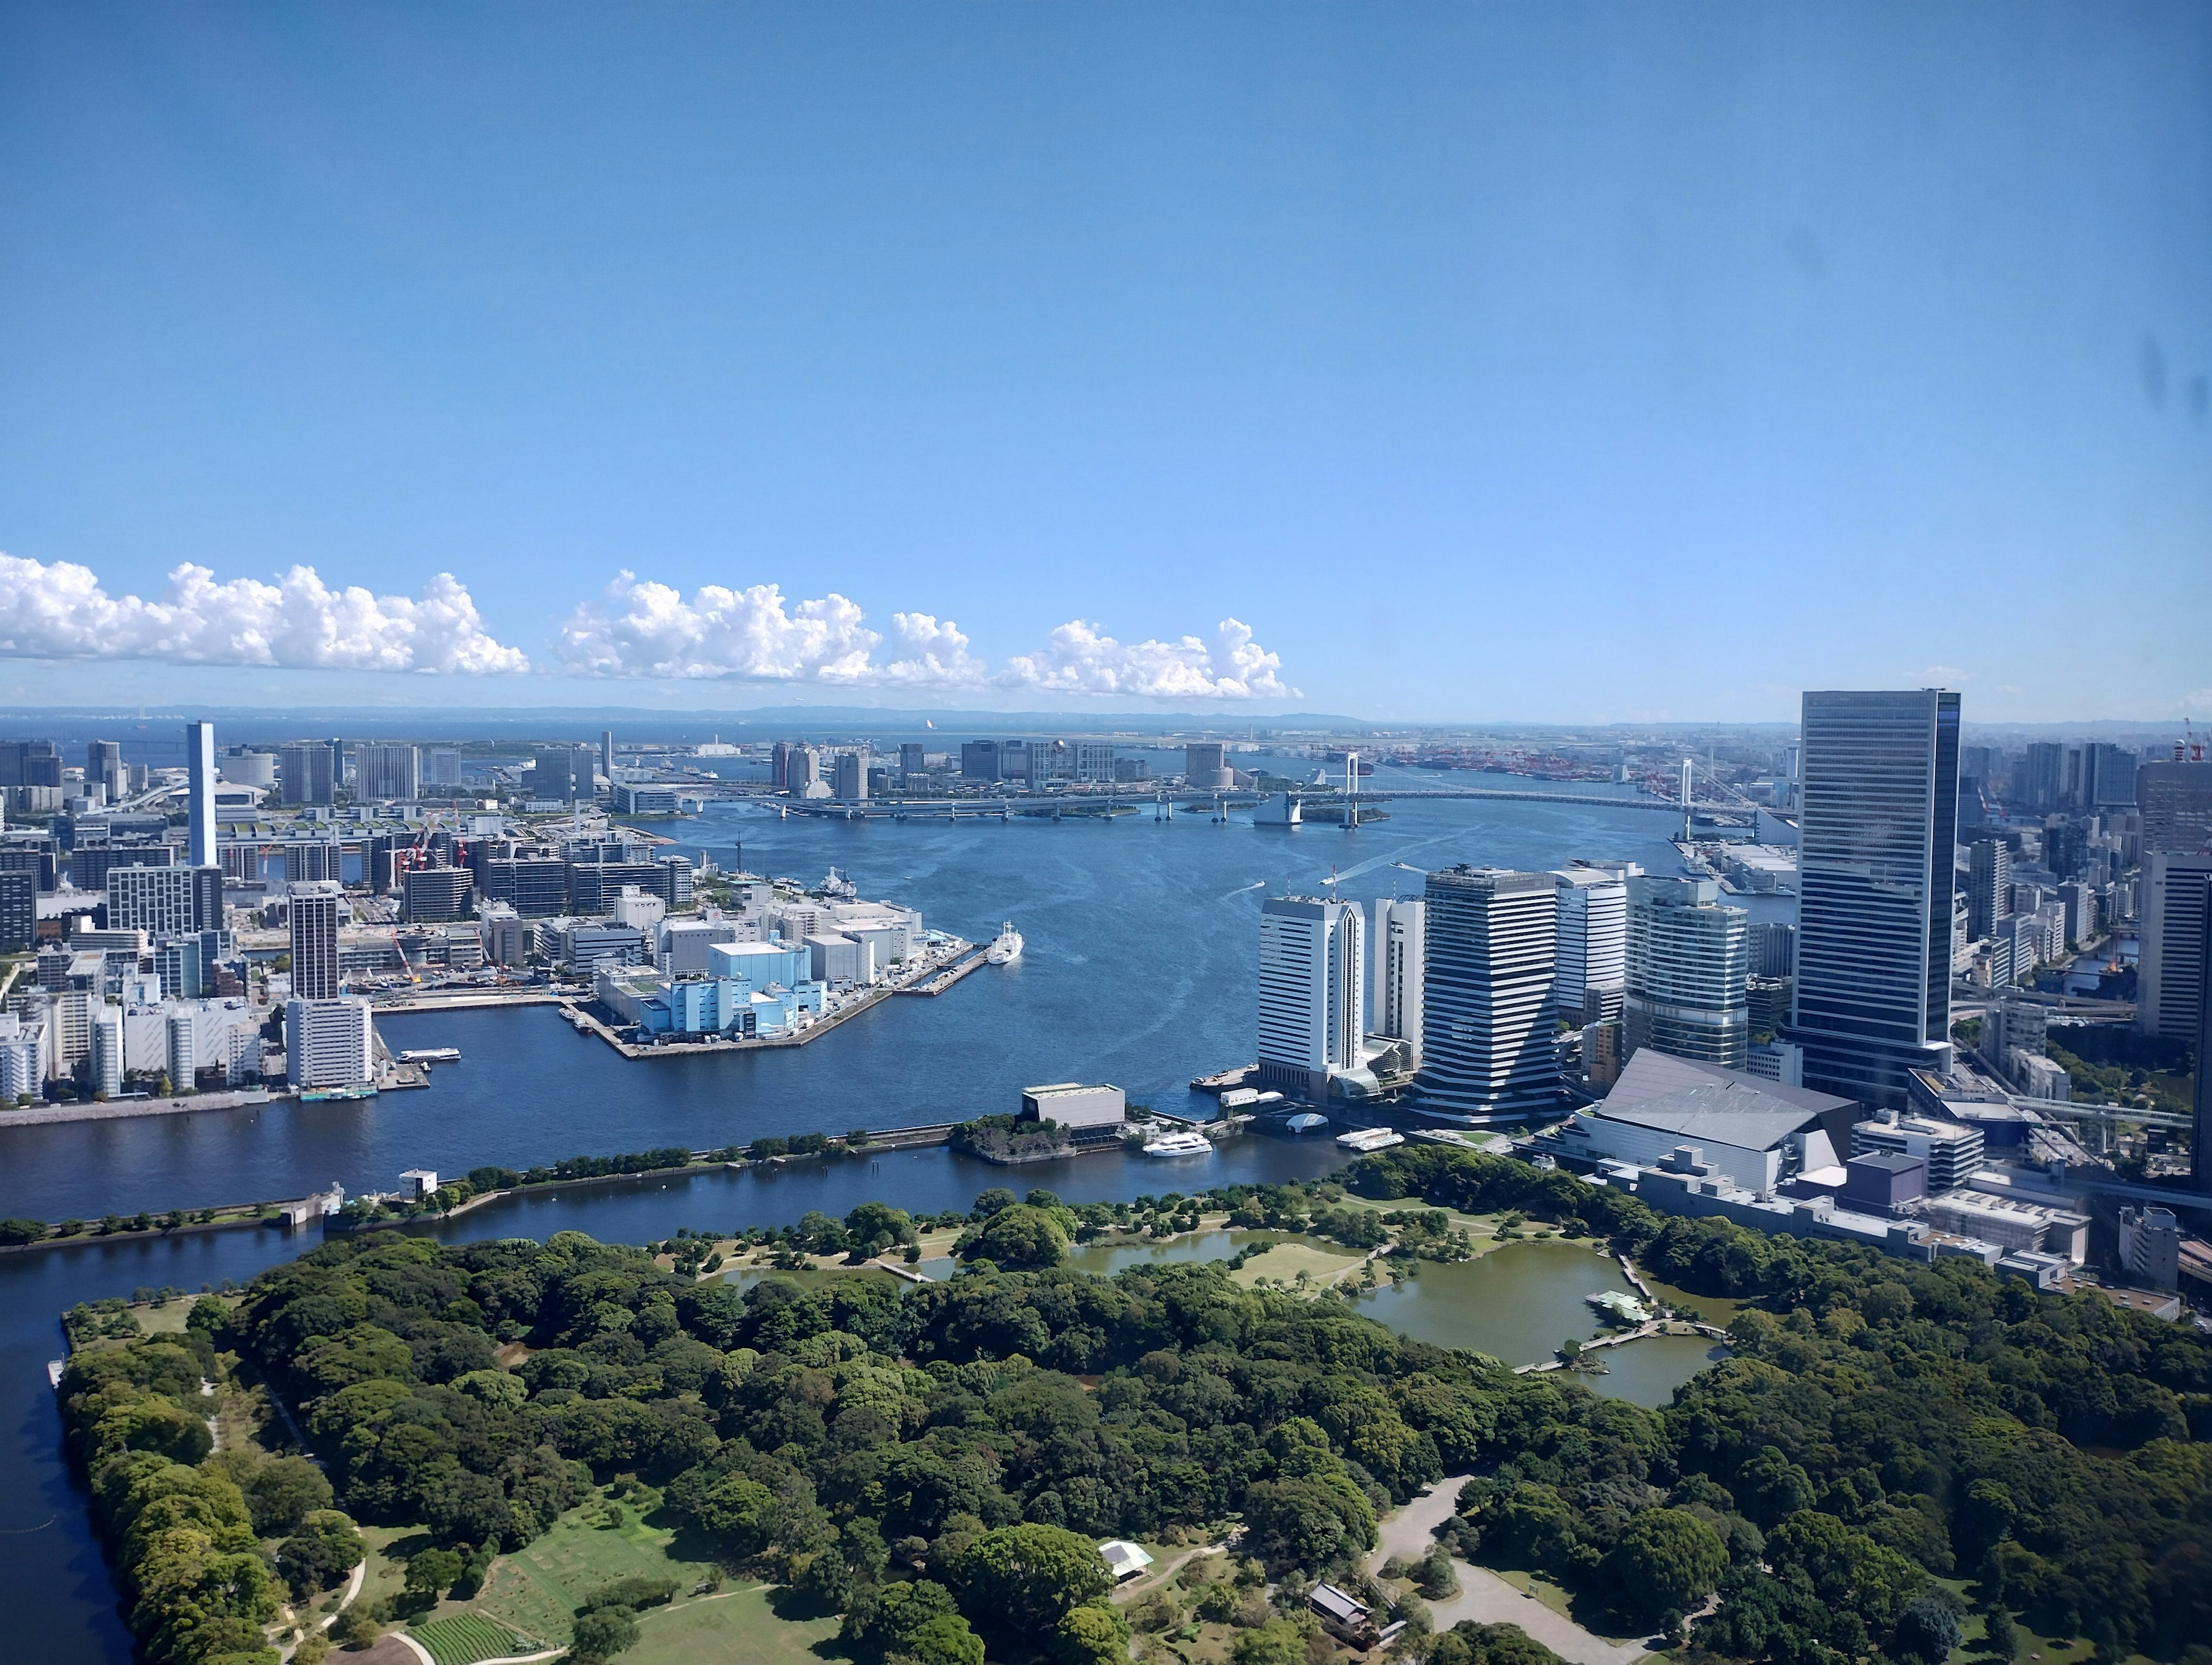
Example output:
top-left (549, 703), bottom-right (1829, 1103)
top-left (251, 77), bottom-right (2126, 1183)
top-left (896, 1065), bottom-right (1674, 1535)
top-left (358, 1523), bottom-right (435, 1617)
top-left (1227, 1239), bottom-right (1367, 1289)
top-left (460, 1501), bottom-right (725, 1645)
top-left (622, 1586), bottom-right (839, 1665)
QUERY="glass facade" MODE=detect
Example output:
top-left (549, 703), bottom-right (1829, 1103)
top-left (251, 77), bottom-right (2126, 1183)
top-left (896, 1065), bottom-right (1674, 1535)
top-left (1787, 689), bottom-right (1960, 1108)
top-left (1414, 866), bottom-right (1559, 1116)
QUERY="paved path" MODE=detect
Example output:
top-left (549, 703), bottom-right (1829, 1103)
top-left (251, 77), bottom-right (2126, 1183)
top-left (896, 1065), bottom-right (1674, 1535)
top-left (1369, 1478), bottom-right (1656, 1665)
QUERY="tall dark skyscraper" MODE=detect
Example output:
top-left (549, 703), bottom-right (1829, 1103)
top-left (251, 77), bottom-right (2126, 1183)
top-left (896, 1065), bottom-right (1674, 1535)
top-left (1786, 689), bottom-right (1961, 1109)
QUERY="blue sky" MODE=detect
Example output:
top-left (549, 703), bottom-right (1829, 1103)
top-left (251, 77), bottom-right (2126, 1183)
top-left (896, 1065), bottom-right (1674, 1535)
top-left (1, 3), bottom-right (2206, 722)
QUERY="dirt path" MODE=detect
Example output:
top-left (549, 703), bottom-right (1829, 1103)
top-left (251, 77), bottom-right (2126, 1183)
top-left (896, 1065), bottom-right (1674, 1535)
top-left (1369, 1477), bottom-right (1657, 1665)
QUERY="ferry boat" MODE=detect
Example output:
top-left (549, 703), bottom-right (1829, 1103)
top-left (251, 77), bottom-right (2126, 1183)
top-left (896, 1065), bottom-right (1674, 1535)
top-left (1334, 1127), bottom-right (1406, 1154)
top-left (299, 1083), bottom-right (378, 1103)
top-left (397, 1048), bottom-right (461, 1064)
top-left (986, 922), bottom-right (1024, 965)
top-left (1142, 1129), bottom-right (1214, 1158)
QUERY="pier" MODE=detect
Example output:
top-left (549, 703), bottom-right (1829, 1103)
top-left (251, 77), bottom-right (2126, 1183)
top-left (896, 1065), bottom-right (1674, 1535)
top-left (897, 950), bottom-right (987, 996)
top-left (762, 786), bottom-right (1706, 821)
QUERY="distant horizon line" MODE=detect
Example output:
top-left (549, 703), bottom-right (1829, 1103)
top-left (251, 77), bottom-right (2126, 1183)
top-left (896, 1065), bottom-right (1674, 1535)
top-left (0, 701), bottom-right (2189, 739)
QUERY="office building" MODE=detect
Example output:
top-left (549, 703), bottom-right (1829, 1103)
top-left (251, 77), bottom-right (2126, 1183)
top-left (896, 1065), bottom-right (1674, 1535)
top-left (482, 856), bottom-right (569, 917)
top-left (1748, 920), bottom-right (1796, 979)
top-left (1070, 741), bottom-right (1117, 784)
top-left (90, 1002), bottom-right (124, 1097)
top-left (1966, 839), bottom-right (2011, 941)
top-left (959, 739), bottom-right (1003, 781)
top-left (87, 739), bottom-right (124, 803)
top-left (185, 721), bottom-right (216, 867)
top-left (2195, 882), bottom-right (2212, 1196)
top-left (1415, 866), bottom-right (1558, 1117)
top-left (1624, 876), bottom-right (1749, 1069)
top-left (1185, 742), bottom-right (1232, 789)
top-left (356, 744), bottom-right (420, 802)
top-left (71, 840), bottom-right (174, 893)
top-left (153, 936), bottom-right (204, 1001)
top-left (1786, 689), bottom-right (1960, 1109)
top-left (424, 748), bottom-right (464, 787)
top-left (601, 731), bottom-right (615, 778)
top-left (0, 869), bottom-right (32, 954)
top-left (0, 739), bottom-right (62, 788)
top-left (770, 741), bottom-right (793, 790)
top-left (2119, 1206), bottom-right (2181, 1292)
top-left (290, 882), bottom-right (343, 1000)
top-left (1372, 898), bottom-right (1425, 1062)
top-left (109, 865), bottom-right (198, 937)
top-left (2138, 762), bottom-right (2212, 855)
top-left (1850, 1114), bottom-right (1984, 1190)
top-left (2140, 854), bottom-right (2212, 1040)
top-left (834, 750), bottom-right (869, 801)
top-left (2016, 742), bottom-right (2063, 813)
top-left (279, 742), bottom-right (335, 806)
top-left (403, 865), bottom-right (474, 924)
top-left (286, 996), bottom-right (373, 1089)
top-left (898, 742), bottom-right (927, 780)
top-left (2082, 742), bottom-right (2137, 810)
top-left (165, 1010), bottom-right (195, 1093)
top-left (1552, 867), bottom-right (1629, 1024)
top-left (532, 746), bottom-right (587, 801)
top-left (1258, 895), bottom-right (1366, 1102)
top-left (787, 748), bottom-right (821, 793)
top-left (221, 749), bottom-right (276, 788)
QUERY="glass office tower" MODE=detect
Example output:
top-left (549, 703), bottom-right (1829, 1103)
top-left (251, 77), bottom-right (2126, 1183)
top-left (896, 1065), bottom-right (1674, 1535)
top-left (1414, 866), bottom-right (1558, 1118)
top-left (1786, 689), bottom-right (1961, 1108)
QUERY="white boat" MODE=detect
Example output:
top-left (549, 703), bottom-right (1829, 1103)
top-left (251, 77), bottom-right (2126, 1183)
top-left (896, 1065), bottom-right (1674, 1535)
top-left (986, 921), bottom-right (1024, 965)
top-left (1142, 1129), bottom-right (1214, 1157)
top-left (1284, 1112), bottom-right (1331, 1135)
top-left (1335, 1127), bottom-right (1406, 1153)
top-left (397, 1047), bottom-right (461, 1064)
top-left (820, 867), bottom-right (858, 900)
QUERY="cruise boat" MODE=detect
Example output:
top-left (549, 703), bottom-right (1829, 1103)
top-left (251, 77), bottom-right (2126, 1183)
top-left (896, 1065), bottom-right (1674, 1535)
top-left (986, 922), bottom-right (1024, 965)
top-left (1334, 1127), bottom-right (1406, 1154)
top-left (397, 1048), bottom-right (461, 1064)
top-left (1142, 1129), bottom-right (1213, 1158)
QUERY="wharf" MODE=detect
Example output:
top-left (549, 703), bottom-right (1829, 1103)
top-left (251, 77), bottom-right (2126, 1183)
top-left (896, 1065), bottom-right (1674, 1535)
top-left (367, 989), bottom-right (565, 1014)
top-left (0, 1087), bottom-right (277, 1129)
top-left (897, 951), bottom-right (987, 996)
top-left (1191, 1063), bottom-right (1259, 1094)
top-left (562, 985), bottom-right (894, 1059)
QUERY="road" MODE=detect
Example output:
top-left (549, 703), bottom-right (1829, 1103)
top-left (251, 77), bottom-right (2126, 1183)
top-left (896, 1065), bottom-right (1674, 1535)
top-left (1369, 1477), bottom-right (1657, 1665)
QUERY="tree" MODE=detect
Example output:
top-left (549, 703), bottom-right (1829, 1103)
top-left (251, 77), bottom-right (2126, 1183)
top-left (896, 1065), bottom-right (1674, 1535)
top-left (908, 1614), bottom-right (987, 1665)
top-left (1602, 1509), bottom-right (1727, 1627)
top-left (845, 1203), bottom-right (916, 1257)
top-left (570, 1606), bottom-right (641, 1662)
top-left (1233, 1619), bottom-right (1310, 1665)
top-left (329, 1608), bottom-right (381, 1648)
top-left (277, 1512), bottom-right (364, 1598)
top-left (960, 1205), bottom-right (1070, 1269)
top-left (1055, 1603), bottom-right (1131, 1665)
top-left (406, 1546), bottom-right (466, 1598)
top-left (1983, 1607), bottom-right (2018, 1658)
top-left (245, 1456), bottom-right (335, 1536)
top-left (692, 1473), bottom-right (778, 1556)
top-left (0, 1217), bottom-right (47, 1246)
top-left (1896, 1596), bottom-right (1965, 1665)
top-left (957, 1524), bottom-right (1113, 1633)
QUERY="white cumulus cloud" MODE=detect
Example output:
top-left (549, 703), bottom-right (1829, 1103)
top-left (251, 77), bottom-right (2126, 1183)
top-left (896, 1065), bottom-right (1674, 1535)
top-left (0, 553), bottom-right (528, 673)
top-left (558, 574), bottom-right (1293, 699)
top-left (998, 617), bottom-right (1298, 700)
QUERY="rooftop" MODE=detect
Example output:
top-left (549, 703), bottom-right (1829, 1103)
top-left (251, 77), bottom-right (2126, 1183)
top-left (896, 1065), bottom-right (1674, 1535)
top-left (1592, 1049), bottom-right (1854, 1151)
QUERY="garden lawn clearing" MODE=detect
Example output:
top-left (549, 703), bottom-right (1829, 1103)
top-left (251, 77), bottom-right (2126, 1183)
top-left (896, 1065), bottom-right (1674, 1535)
top-left (464, 1505), bottom-right (724, 1646)
top-left (622, 1586), bottom-right (839, 1665)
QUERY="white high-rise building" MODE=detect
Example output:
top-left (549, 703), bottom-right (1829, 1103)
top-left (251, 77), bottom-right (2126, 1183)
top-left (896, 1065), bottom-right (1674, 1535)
top-left (290, 882), bottom-right (343, 1000)
top-left (1414, 866), bottom-right (1559, 1118)
top-left (355, 744), bottom-right (421, 802)
top-left (1372, 898), bottom-right (1425, 1063)
top-left (287, 996), bottom-right (373, 1088)
top-left (1258, 895), bottom-right (1365, 1102)
top-left (2139, 854), bottom-right (2212, 1040)
top-left (185, 720), bottom-right (217, 868)
top-left (166, 1010), bottom-right (196, 1094)
top-left (90, 1002), bottom-right (124, 1097)
top-left (109, 866), bottom-right (198, 938)
top-left (1624, 876), bottom-right (1750, 1070)
top-left (1552, 866), bottom-right (1631, 1024)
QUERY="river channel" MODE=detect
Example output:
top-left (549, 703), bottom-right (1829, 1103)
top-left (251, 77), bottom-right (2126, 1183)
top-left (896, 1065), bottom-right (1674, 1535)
top-left (2, 776), bottom-right (1729, 1664)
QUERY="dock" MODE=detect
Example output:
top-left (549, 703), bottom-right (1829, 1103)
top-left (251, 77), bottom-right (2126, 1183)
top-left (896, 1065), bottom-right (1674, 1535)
top-left (897, 950), bottom-right (987, 996)
top-left (1190, 1063), bottom-right (1259, 1094)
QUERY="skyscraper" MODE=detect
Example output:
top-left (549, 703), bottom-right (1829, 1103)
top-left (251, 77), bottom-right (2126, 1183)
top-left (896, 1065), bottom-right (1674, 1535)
top-left (1372, 898), bottom-right (1425, 1063)
top-left (1552, 866), bottom-right (1630, 1024)
top-left (1257, 895), bottom-right (1365, 1102)
top-left (86, 739), bottom-right (124, 803)
top-left (1967, 839), bottom-right (2012, 941)
top-left (1414, 866), bottom-right (1558, 1118)
top-left (834, 750), bottom-right (869, 801)
top-left (2017, 741), bottom-right (2063, 812)
top-left (356, 744), bottom-right (420, 802)
top-left (185, 720), bottom-right (217, 868)
top-left (2194, 877), bottom-right (2211, 1197)
top-left (289, 882), bottom-right (343, 1000)
top-left (601, 730), bottom-right (615, 779)
top-left (2137, 762), bottom-right (2212, 855)
top-left (109, 866), bottom-right (199, 936)
top-left (1786, 689), bottom-right (1961, 1108)
top-left (1623, 876), bottom-right (1749, 1069)
top-left (2139, 853), bottom-right (2212, 1040)
top-left (279, 743), bottom-right (335, 806)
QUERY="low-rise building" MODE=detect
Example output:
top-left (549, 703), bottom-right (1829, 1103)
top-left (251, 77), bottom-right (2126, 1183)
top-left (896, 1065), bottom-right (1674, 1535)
top-left (1851, 1113), bottom-right (1986, 1190)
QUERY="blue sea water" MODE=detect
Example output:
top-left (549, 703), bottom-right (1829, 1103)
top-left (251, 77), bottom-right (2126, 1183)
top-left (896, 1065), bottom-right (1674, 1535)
top-left (0, 775), bottom-right (1697, 1663)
